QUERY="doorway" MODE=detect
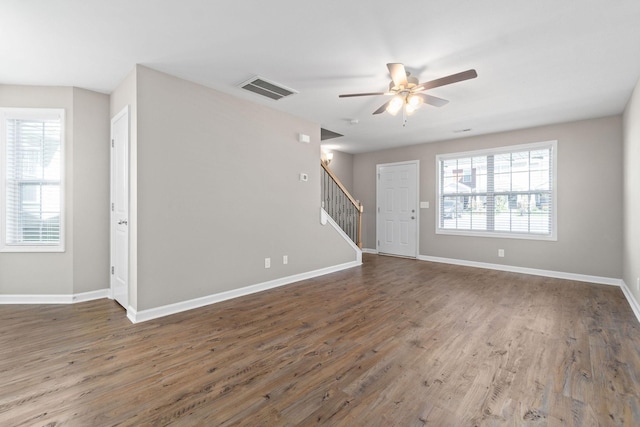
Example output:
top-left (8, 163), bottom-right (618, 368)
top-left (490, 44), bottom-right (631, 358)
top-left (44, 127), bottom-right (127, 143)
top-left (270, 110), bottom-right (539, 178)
top-left (110, 106), bottom-right (129, 308)
top-left (376, 161), bottom-right (419, 257)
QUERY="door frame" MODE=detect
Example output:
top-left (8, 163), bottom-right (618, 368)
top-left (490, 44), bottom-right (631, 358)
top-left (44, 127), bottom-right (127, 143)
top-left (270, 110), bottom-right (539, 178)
top-left (376, 160), bottom-right (420, 258)
top-left (110, 106), bottom-right (130, 308)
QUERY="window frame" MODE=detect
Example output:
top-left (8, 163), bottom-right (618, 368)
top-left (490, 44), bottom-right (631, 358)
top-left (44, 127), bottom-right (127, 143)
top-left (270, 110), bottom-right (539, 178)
top-left (0, 108), bottom-right (66, 252)
top-left (435, 140), bottom-right (557, 241)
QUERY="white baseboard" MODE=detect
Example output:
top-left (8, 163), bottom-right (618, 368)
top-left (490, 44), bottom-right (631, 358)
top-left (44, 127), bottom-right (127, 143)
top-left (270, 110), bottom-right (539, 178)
top-left (7, 254), bottom-right (636, 326)
top-left (416, 254), bottom-right (640, 324)
top-left (126, 210), bottom-right (365, 323)
top-left (620, 281), bottom-right (640, 324)
top-left (320, 208), bottom-right (362, 264)
top-left (0, 260), bottom-right (362, 325)
top-left (0, 288), bottom-right (110, 305)
top-left (417, 254), bottom-right (622, 286)
top-left (128, 260), bottom-right (362, 323)
top-left (72, 289), bottom-right (111, 303)
top-left (126, 307), bottom-right (137, 324)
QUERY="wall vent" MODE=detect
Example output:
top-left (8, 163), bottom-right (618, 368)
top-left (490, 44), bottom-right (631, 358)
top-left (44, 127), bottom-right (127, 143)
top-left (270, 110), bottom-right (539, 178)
top-left (238, 76), bottom-right (298, 100)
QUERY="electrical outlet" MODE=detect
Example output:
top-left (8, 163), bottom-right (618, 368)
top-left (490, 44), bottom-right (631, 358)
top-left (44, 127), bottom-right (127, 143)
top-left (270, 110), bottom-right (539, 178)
top-left (283, 255), bottom-right (288, 265)
top-left (498, 249), bottom-right (505, 257)
top-left (265, 258), bottom-right (271, 268)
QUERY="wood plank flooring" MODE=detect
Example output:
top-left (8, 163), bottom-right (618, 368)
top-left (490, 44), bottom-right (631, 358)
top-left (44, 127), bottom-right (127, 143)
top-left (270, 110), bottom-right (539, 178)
top-left (1, 254), bottom-right (640, 426)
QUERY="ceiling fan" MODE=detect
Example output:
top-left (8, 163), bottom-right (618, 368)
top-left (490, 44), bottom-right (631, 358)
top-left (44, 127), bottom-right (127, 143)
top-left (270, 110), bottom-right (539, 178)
top-left (339, 63), bottom-right (477, 126)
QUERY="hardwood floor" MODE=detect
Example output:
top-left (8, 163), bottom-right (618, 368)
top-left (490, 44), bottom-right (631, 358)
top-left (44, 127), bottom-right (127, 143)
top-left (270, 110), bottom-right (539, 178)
top-left (1, 254), bottom-right (640, 426)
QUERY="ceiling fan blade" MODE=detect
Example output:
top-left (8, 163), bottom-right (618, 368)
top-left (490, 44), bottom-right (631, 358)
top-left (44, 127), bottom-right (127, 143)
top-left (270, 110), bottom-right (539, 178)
top-left (415, 93), bottom-right (449, 107)
top-left (373, 100), bottom-right (392, 115)
top-left (387, 63), bottom-right (408, 88)
top-left (339, 92), bottom-right (387, 98)
top-left (415, 69), bottom-right (478, 92)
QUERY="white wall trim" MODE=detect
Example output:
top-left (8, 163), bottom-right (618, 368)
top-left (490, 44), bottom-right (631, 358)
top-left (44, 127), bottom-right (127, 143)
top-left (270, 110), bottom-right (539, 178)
top-left (417, 255), bottom-right (622, 286)
top-left (620, 281), bottom-right (640, 324)
top-left (362, 248), bottom-right (378, 254)
top-left (320, 207), bottom-right (362, 264)
top-left (128, 260), bottom-right (361, 323)
top-left (0, 289), bottom-right (110, 305)
top-left (126, 306), bottom-right (137, 324)
top-left (416, 254), bottom-right (640, 324)
top-left (72, 289), bottom-right (111, 303)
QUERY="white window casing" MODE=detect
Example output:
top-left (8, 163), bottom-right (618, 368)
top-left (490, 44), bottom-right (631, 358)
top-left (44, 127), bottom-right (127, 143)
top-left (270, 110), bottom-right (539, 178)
top-left (436, 140), bottom-right (557, 241)
top-left (0, 108), bottom-right (65, 252)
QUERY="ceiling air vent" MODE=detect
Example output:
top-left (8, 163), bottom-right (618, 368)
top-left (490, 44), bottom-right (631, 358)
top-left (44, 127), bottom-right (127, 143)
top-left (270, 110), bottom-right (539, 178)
top-left (238, 76), bottom-right (298, 100)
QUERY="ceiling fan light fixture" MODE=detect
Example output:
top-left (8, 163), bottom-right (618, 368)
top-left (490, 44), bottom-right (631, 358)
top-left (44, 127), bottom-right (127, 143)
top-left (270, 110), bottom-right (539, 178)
top-left (387, 95), bottom-right (404, 115)
top-left (407, 94), bottom-right (422, 108)
top-left (405, 94), bottom-right (423, 115)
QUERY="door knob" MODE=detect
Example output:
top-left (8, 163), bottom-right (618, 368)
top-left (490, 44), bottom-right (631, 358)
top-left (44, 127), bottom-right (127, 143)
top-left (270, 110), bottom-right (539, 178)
top-left (411, 216), bottom-right (415, 220)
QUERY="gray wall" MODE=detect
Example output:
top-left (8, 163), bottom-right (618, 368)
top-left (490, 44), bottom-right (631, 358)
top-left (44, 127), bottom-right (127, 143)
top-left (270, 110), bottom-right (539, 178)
top-left (72, 88), bottom-right (111, 293)
top-left (353, 116), bottom-right (623, 279)
top-left (325, 150), bottom-right (355, 195)
top-left (0, 85), bottom-right (110, 295)
top-left (134, 66), bottom-right (356, 311)
top-left (623, 77), bottom-right (640, 301)
top-left (1, 68), bottom-right (356, 310)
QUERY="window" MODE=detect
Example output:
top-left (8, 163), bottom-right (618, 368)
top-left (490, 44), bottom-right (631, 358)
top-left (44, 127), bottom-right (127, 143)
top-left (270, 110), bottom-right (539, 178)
top-left (1, 108), bottom-right (65, 252)
top-left (436, 141), bottom-right (556, 240)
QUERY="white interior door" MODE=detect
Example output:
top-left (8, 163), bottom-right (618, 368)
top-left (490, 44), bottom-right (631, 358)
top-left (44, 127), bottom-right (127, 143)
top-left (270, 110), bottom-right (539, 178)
top-left (377, 161), bottom-right (419, 257)
top-left (111, 106), bottom-right (129, 309)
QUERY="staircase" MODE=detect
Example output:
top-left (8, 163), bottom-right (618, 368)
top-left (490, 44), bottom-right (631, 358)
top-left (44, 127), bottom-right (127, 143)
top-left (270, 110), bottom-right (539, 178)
top-left (320, 162), bottom-right (363, 248)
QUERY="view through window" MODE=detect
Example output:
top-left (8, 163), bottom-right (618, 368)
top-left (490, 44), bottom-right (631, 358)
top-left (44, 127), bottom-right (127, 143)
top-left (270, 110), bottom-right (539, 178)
top-left (1, 108), bottom-right (64, 251)
top-left (436, 141), bottom-right (557, 240)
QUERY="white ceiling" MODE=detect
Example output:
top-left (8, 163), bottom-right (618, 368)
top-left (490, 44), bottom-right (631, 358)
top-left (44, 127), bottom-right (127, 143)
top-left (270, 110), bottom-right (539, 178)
top-left (2, 0), bottom-right (640, 153)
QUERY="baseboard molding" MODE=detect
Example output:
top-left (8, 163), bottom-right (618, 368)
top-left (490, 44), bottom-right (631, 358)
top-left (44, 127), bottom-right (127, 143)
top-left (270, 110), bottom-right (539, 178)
top-left (620, 281), bottom-right (640, 324)
top-left (126, 307), bottom-right (137, 324)
top-left (128, 260), bottom-right (362, 323)
top-left (416, 254), bottom-right (640, 324)
top-left (417, 255), bottom-right (622, 286)
top-left (321, 208), bottom-right (362, 264)
top-left (362, 248), bottom-right (378, 254)
top-left (0, 259), bottom-right (363, 324)
top-left (0, 288), bottom-right (110, 305)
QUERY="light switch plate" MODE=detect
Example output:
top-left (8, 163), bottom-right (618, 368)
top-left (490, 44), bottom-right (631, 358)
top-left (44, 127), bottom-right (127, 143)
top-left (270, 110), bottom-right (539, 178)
top-left (298, 133), bottom-right (310, 143)
top-left (420, 201), bottom-right (429, 209)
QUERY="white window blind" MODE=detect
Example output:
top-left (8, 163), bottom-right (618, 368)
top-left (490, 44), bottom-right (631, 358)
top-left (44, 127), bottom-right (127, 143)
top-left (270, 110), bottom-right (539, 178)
top-left (436, 141), bottom-right (557, 240)
top-left (1, 109), bottom-right (65, 252)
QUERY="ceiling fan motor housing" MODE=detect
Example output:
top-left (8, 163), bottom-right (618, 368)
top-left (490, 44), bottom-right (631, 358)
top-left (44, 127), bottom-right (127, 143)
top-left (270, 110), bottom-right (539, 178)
top-left (389, 74), bottom-right (419, 92)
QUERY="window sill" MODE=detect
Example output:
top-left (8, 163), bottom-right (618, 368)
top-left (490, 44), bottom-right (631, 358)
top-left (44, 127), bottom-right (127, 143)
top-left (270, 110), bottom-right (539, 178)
top-left (1, 245), bottom-right (65, 253)
top-left (436, 228), bottom-right (557, 241)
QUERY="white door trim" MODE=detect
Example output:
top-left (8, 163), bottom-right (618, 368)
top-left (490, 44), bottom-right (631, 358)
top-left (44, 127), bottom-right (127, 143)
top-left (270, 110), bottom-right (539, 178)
top-left (376, 160), bottom-right (420, 258)
top-left (110, 106), bottom-right (130, 308)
